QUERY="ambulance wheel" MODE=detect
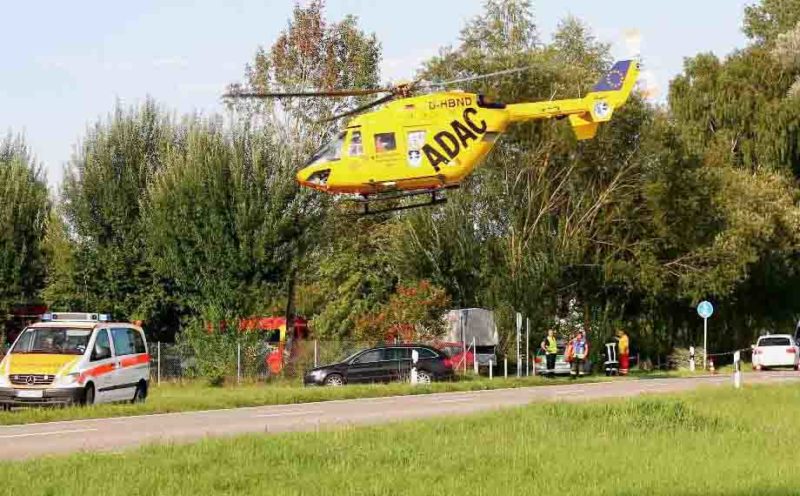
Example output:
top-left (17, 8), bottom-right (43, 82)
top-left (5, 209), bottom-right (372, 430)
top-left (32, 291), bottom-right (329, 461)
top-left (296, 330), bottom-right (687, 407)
top-left (83, 384), bottom-right (95, 406)
top-left (131, 381), bottom-right (148, 403)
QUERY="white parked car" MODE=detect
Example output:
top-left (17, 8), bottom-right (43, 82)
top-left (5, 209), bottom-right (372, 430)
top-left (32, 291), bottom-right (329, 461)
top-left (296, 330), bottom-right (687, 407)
top-left (752, 334), bottom-right (799, 371)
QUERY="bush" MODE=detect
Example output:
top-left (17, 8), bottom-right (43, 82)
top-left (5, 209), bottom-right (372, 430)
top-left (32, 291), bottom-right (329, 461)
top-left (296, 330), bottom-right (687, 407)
top-left (178, 318), bottom-right (271, 385)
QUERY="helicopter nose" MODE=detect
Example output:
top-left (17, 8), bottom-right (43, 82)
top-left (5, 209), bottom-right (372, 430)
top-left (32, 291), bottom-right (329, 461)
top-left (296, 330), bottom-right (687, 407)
top-left (296, 167), bottom-right (331, 189)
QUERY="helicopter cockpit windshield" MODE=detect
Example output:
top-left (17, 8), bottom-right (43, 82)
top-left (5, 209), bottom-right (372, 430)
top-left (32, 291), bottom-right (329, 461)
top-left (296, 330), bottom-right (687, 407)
top-left (306, 132), bottom-right (346, 166)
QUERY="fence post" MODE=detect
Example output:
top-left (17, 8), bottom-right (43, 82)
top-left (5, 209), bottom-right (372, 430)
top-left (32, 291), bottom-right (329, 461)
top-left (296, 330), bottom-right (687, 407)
top-left (489, 359), bottom-right (493, 380)
top-left (526, 318), bottom-right (530, 377)
top-left (237, 342), bottom-right (241, 385)
top-left (314, 339), bottom-right (318, 368)
top-left (157, 341), bottom-right (161, 386)
top-left (504, 357), bottom-right (508, 379)
top-left (733, 350), bottom-right (741, 389)
top-left (472, 337), bottom-right (478, 375)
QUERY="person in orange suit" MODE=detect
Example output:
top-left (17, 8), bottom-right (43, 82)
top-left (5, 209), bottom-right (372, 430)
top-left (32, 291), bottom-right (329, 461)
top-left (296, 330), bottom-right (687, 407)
top-left (616, 329), bottom-right (630, 375)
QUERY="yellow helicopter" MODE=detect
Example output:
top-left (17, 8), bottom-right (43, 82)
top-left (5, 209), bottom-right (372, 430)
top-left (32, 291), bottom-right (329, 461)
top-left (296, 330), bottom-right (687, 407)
top-left (226, 60), bottom-right (639, 214)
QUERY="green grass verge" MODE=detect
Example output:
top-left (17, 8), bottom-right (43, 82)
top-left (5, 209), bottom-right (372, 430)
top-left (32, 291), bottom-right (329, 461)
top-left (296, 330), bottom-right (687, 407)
top-left (2, 383), bottom-right (797, 495)
top-left (0, 374), bottom-right (610, 426)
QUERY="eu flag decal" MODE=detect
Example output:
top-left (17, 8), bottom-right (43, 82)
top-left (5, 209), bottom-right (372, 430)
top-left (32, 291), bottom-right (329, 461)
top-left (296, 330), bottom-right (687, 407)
top-left (592, 60), bottom-right (632, 92)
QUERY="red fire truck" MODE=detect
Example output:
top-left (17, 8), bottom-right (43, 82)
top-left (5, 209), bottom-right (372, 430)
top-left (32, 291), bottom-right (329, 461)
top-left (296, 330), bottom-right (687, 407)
top-left (237, 316), bottom-right (309, 374)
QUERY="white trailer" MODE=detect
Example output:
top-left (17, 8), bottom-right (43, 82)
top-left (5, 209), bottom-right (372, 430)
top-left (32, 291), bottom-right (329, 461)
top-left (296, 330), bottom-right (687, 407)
top-left (443, 308), bottom-right (499, 366)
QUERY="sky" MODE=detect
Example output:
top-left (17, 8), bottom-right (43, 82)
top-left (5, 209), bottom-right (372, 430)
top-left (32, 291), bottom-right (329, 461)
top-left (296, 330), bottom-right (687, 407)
top-left (0, 0), bottom-right (752, 188)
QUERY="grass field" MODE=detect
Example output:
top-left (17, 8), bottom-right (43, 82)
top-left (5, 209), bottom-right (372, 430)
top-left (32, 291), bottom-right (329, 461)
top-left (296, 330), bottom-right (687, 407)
top-left (1, 383), bottom-right (796, 495)
top-left (0, 374), bottom-right (609, 426)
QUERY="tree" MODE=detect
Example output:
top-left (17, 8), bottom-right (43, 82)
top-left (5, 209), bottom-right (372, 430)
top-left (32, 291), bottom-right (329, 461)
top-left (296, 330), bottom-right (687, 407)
top-left (744, 0), bottom-right (800, 43)
top-left (144, 121), bottom-right (302, 321)
top-left (0, 134), bottom-right (49, 325)
top-left (353, 280), bottom-right (451, 341)
top-left (57, 100), bottom-right (183, 340)
top-left (227, 0), bottom-right (388, 340)
top-left (402, 0), bottom-right (652, 352)
top-left (229, 0), bottom-right (381, 126)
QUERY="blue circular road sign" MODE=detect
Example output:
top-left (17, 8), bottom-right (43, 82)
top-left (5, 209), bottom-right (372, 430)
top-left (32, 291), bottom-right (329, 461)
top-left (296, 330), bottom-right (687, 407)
top-left (697, 301), bottom-right (714, 319)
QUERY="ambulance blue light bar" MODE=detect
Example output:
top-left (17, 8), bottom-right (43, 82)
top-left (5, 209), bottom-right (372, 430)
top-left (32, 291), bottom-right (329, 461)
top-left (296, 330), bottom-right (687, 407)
top-left (40, 312), bottom-right (111, 322)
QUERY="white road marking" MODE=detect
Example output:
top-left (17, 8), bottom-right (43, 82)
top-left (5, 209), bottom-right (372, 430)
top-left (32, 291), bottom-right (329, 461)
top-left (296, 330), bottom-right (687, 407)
top-left (254, 410), bottom-right (324, 418)
top-left (0, 428), bottom-right (97, 439)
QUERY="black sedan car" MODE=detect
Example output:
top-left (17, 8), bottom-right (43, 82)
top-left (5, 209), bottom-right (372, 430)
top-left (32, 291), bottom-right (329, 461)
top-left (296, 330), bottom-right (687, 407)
top-left (304, 344), bottom-right (454, 386)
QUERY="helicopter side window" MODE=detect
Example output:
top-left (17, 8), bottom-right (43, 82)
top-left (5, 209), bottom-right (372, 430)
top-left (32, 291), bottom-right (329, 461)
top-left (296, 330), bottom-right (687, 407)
top-left (477, 94), bottom-right (506, 109)
top-left (306, 132), bottom-right (346, 166)
top-left (348, 131), bottom-right (363, 157)
top-left (374, 133), bottom-right (397, 153)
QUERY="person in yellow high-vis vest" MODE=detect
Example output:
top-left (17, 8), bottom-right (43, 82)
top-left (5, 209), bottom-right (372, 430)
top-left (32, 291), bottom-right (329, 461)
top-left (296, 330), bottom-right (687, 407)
top-left (540, 329), bottom-right (558, 377)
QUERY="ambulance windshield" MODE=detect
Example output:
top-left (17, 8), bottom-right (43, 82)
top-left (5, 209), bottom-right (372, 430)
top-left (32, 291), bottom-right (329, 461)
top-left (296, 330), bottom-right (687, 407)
top-left (11, 327), bottom-right (91, 355)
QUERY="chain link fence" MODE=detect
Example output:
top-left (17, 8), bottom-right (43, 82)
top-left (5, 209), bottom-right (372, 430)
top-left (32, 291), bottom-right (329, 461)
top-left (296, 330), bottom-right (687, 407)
top-left (147, 339), bottom-right (493, 384)
top-left (149, 340), bottom-right (384, 383)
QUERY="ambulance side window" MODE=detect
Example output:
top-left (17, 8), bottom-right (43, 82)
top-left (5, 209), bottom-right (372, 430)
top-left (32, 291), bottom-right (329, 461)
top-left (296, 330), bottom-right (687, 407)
top-left (91, 330), bottom-right (112, 361)
top-left (111, 328), bottom-right (135, 356)
top-left (374, 133), bottom-right (396, 153)
top-left (132, 330), bottom-right (146, 354)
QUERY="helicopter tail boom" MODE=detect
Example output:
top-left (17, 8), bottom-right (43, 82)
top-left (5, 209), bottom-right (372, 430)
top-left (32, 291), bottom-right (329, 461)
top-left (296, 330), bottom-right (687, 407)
top-left (506, 60), bottom-right (639, 140)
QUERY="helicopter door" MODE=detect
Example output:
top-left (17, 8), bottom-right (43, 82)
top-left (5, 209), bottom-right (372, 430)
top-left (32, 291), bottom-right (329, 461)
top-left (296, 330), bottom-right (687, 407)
top-left (343, 129), bottom-right (366, 178)
top-left (346, 129), bottom-right (364, 160)
top-left (404, 128), bottom-right (427, 170)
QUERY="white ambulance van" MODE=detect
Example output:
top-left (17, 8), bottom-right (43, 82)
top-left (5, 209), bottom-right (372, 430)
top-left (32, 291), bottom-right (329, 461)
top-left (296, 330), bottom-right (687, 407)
top-left (0, 312), bottom-right (149, 408)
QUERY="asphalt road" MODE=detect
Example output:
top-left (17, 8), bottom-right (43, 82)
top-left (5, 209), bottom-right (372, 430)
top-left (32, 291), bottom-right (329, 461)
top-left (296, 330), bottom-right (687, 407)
top-left (0, 371), bottom-right (797, 460)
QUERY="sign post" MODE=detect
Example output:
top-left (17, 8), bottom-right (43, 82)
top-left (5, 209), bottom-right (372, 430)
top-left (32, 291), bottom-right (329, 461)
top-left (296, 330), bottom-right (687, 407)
top-left (515, 313), bottom-right (522, 377)
top-left (697, 301), bottom-right (714, 370)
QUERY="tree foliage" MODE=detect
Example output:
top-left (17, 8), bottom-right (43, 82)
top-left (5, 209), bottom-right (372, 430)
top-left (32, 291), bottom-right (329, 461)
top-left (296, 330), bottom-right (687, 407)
top-left (0, 135), bottom-right (49, 320)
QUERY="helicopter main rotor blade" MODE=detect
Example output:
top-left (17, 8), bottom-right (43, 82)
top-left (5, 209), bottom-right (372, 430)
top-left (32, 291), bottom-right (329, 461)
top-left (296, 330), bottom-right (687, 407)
top-left (315, 93), bottom-right (396, 123)
top-left (223, 88), bottom-right (391, 99)
top-left (421, 65), bottom-right (538, 89)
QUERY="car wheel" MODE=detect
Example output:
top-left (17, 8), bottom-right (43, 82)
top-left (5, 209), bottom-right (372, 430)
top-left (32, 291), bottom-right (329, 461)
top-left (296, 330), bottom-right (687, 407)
top-left (131, 381), bottom-right (148, 404)
top-left (324, 374), bottom-right (344, 387)
top-left (83, 384), bottom-right (95, 406)
top-left (416, 370), bottom-right (433, 384)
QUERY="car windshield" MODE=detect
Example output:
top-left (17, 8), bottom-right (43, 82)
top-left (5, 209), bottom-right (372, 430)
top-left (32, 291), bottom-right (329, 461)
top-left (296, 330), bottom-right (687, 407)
top-left (11, 327), bottom-right (92, 355)
top-left (306, 132), bottom-right (345, 166)
top-left (759, 337), bottom-right (792, 347)
top-left (340, 349), bottom-right (365, 363)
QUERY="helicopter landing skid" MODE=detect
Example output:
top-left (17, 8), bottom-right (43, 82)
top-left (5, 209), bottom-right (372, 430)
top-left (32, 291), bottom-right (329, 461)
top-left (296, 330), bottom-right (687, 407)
top-left (346, 188), bottom-right (451, 216)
